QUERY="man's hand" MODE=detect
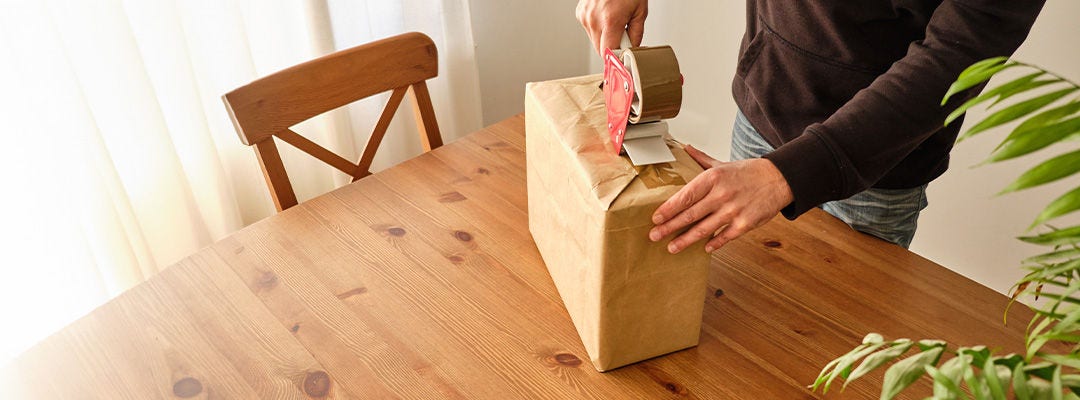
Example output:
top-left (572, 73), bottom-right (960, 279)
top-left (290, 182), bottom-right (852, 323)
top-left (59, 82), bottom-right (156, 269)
top-left (575, 0), bottom-right (647, 55)
top-left (650, 145), bottom-right (794, 254)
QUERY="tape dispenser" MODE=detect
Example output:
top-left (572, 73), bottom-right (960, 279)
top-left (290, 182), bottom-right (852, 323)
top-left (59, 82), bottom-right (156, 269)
top-left (603, 34), bottom-right (683, 166)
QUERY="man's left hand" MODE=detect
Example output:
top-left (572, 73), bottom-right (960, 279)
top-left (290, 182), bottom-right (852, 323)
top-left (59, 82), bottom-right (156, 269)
top-left (649, 145), bottom-right (794, 254)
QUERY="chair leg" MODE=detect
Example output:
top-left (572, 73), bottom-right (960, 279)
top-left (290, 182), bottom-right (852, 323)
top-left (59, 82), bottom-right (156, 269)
top-left (254, 138), bottom-right (299, 211)
top-left (409, 81), bottom-right (443, 151)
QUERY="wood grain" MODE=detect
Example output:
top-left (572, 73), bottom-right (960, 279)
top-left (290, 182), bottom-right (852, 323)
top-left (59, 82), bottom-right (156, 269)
top-left (3, 114), bottom-right (1045, 399)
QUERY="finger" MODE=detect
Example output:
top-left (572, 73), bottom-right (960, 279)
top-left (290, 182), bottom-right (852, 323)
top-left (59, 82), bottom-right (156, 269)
top-left (684, 144), bottom-right (718, 169)
top-left (626, 9), bottom-right (646, 47)
top-left (649, 196), bottom-right (723, 242)
top-left (705, 219), bottom-right (752, 252)
top-left (579, 16), bottom-right (600, 55)
top-left (666, 209), bottom-right (730, 254)
top-left (585, 27), bottom-right (599, 55)
top-left (652, 173), bottom-right (712, 224)
top-left (577, 7), bottom-right (600, 54)
top-left (599, 23), bottom-right (626, 54)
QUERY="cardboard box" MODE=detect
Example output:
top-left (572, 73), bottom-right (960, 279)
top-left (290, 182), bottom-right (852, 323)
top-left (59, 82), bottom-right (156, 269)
top-left (525, 75), bottom-right (710, 371)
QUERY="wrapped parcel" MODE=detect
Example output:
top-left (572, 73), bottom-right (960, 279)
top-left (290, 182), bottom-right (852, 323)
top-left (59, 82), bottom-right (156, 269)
top-left (525, 75), bottom-right (710, 371)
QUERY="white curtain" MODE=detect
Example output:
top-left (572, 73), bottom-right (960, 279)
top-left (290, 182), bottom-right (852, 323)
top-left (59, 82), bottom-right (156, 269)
top-left (0, 0), bottom-right (483, 362)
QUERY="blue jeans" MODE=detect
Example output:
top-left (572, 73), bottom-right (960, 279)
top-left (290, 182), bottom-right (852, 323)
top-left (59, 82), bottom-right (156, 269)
top-left (730, 111), bottom-right (928, 248)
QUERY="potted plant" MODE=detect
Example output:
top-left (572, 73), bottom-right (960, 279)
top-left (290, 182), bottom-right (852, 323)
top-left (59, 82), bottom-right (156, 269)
top-left (812, 57), bottom-right (1080, 399)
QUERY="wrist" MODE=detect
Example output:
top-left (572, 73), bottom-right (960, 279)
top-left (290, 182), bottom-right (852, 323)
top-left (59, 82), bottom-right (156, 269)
top-left (754, 158), bottom-right (794, 207)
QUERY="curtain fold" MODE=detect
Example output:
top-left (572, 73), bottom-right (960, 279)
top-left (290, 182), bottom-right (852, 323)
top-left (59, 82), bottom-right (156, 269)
top-left (0, 0), bottom-right (483, 363)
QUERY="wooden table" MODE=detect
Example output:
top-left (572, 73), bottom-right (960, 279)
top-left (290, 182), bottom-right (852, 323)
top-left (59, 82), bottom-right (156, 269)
top-left (3, 115), bottom-right (1036, 399)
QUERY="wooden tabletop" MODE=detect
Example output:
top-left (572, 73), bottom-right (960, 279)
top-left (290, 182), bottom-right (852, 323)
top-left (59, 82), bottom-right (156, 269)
top-left (3, 115), bottom-right (1036, 399)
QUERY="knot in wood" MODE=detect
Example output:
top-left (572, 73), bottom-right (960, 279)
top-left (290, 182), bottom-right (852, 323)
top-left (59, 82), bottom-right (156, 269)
top-left (453, 230), bottom-right (473, 242)
top-left (303, 370), bottom-right (331, 397)
top-left (552, 352), bottom-right (582, 367)
top-left (172, 377), bottom-right (202, 398)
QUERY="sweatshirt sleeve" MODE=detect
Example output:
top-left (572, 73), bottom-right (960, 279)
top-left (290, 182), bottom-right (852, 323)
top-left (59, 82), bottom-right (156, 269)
top-left (762, 0), bottom-right (1045, 218)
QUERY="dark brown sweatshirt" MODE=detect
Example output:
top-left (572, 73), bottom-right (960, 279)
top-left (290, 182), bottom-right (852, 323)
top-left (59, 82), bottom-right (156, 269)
top-left (732, 0), bottom-right (1045, 218)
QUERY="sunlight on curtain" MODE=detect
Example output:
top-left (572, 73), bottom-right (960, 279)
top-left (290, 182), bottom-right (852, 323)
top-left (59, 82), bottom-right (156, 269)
top-left (0, 0), bottom-right (482, 363)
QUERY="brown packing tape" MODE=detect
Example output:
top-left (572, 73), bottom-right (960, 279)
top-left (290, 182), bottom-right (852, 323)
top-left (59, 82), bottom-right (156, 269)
top-left (624, 46), bottom-right (682, 124)
top-left (630, 134), bottom-right (689, 188)
top-left (633, 162), bottom-right (686, 189)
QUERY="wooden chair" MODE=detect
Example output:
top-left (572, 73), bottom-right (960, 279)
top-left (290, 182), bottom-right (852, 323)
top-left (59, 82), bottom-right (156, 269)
top-left (222, 32), bottom-right (443, 211)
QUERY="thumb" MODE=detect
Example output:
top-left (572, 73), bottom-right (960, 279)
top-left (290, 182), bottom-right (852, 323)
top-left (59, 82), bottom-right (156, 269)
top-left (684, 144), bottom-right (718, 169)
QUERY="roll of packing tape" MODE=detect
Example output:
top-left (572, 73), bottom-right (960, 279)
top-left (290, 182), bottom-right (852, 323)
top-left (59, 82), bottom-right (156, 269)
top-left (622, 46), bottom-right (682, 124)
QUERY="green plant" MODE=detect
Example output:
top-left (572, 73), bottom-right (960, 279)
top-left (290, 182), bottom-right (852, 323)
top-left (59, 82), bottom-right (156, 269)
top-left (811, 57), bottom-right (1080, 399)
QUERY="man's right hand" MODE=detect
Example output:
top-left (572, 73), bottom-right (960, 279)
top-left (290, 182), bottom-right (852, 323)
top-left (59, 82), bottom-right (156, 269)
top-left (575, 0), bottom-right (648, 55)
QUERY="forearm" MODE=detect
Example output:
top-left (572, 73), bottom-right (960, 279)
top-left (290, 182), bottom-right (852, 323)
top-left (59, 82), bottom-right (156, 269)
top-left (765, 0), bottom-right (1045, 217)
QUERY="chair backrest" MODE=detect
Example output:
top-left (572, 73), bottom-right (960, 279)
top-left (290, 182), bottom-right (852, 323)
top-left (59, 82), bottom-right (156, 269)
top-left (222, 31), bottom-right (443, 212)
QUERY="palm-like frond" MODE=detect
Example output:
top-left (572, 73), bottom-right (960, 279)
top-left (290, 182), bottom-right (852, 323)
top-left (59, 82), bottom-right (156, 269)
top-left (813, 58), bottom-right (1080, 399)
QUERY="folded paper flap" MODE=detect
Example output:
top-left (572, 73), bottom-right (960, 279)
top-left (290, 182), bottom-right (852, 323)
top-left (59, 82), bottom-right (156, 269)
top-left (526, 75), bottom-right (699, 210)
top-left (606, 140), bottom-right (703, 230)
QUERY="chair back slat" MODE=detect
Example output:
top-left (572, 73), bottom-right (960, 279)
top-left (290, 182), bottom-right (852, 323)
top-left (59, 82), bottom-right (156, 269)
top-left (223, 32), bottom-right (438, 146)
top-left (222, 32), bottom-right (443, 212)
top-left (352, 86), bottom-right (409, 180)
top-left (274, 128), bottom-right (358, 176)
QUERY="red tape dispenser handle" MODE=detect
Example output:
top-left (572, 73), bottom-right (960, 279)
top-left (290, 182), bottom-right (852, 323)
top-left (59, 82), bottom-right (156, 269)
top-left (603, 43), bottom-right (634, 154)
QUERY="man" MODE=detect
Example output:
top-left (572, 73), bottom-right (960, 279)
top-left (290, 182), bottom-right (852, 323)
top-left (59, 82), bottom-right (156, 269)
top-left (576, 0), bottom-right (1045, 253)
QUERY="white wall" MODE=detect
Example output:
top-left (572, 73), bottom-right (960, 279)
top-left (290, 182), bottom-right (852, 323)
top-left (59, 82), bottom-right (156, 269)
top-left (468, 1), bottom-right (1080, 295)
top-left (468, 0), bottom-right (591, 125)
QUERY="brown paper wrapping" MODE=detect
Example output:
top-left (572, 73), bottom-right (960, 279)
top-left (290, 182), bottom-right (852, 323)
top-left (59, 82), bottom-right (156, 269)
top-left (525, 75), bottom-right (709, 372)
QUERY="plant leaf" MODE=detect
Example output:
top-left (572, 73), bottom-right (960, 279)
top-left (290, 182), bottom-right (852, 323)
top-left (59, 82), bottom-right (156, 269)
top-left (814, 334), bottom-right (889, 393)
top-left (812, 357), bottom-right (844, 390)
top-left (962, 345), bottom-right (991, 368)
top-left (1061, 374), bottom-right (1080, 394)
top-left (1031, 185), bottom-right (1080, 228)
top-left (998, 100), bottom-right (1080, 147)
top-left (944, 71), bottom-right (1051, 126)
top-left (1042, 354), bottom-right (1080, 370)
top-left (925, 364), bottom-right (963, 399)
top-left (846, 340), bottom-right (915, 385)
top-left (1024, 362), bottom-right (1057, 382)
top-left (1024, 247), bottom-right (1080, 264)
top-left (959, 87), bottom-right (1078, 143)
top-left (964, 360), bottom-right (989, 399)
top-left (1001, 148), bottom-right (1080, 194)
top-left (989, 115), bottom-right (1080, 162)
top-left (959, 57), bottom-right (1011, 79)
top-left (1020, 225), bottom-right (1080, 246)
top-left (1053, 365), bottom-right (1064, 400)
top-left (880, 345), bottom-right (945, 400)
top-left (984, 356), bottom-right (1009, 400)
top-left (1026, 378), bottom-right (1054, 399)
top-left (1014, 362), bottom-right (1032, 400)
top-left (1018, 259), bottom-right (1080, 285)
top-left (931, 354), bottom-right (970, 399)
top-left (942, 57), bottom-right (1012, 105)
top-left (917, 339), bottom-right (947, 352)
top-left (991, 78), bottom-right (1063, 107)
